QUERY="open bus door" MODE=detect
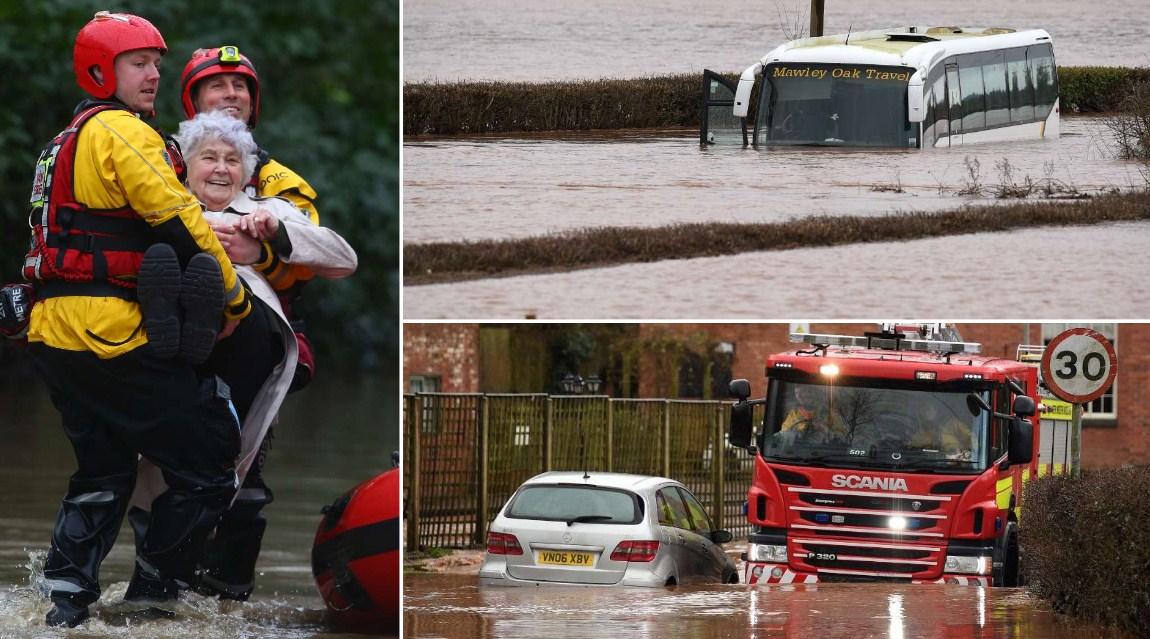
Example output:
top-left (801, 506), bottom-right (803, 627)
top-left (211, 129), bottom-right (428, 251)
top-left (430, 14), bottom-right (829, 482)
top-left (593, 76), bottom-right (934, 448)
top-left (945, 63), bottom-right (962, 146)
top-left (700, 70), bottom-right (747, 146)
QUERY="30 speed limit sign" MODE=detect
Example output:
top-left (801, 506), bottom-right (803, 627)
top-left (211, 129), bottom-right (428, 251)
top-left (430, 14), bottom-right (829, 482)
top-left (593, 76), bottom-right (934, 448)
top-left (1040, 328), bottom-right (1117, 403)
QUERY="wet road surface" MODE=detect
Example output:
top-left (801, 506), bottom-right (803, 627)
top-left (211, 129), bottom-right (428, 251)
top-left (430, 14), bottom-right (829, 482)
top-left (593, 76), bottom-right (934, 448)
top-left (404, 573), bottom-right (1133, 639)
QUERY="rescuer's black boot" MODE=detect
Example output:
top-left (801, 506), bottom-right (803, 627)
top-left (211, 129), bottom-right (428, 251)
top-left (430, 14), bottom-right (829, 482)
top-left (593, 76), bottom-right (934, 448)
top-left (45, 599), bottom-right (89, 628)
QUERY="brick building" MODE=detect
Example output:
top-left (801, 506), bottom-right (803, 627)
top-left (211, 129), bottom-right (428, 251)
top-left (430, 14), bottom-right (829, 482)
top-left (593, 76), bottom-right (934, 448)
top-left (403, 323), bottom-right (1147, 468)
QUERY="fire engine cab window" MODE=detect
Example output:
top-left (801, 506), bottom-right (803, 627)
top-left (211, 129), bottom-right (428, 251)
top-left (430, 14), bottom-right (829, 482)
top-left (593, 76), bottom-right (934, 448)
top-left (991, 384), bottom-right (1011, 461)
top-left (764, 381), bottom-right (990, 473)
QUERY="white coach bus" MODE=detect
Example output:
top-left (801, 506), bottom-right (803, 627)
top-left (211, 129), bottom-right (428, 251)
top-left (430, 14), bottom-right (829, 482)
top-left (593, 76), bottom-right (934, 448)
top-left (701, 26), bottom-right (1059, 149)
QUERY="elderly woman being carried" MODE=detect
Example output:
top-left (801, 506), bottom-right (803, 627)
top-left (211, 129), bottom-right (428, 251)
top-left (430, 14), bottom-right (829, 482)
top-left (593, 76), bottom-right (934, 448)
top-left (128, 110), bottom-right (357, 601)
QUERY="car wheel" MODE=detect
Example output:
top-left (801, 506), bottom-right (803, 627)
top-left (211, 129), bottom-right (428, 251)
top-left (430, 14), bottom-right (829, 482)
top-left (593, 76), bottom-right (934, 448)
top-left (726, 571), bottom-right (739, 585)
top-left (664, 576), bottom-right (677, 587)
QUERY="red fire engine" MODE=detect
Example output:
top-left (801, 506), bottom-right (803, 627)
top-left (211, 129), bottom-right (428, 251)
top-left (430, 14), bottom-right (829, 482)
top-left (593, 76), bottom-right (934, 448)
top-left (728, 325), bottom-right (1047, 587)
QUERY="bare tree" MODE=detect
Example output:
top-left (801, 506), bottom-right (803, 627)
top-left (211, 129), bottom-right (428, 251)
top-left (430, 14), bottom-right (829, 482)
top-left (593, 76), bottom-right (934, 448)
top-left (774, 0), bottom-right (808, 40)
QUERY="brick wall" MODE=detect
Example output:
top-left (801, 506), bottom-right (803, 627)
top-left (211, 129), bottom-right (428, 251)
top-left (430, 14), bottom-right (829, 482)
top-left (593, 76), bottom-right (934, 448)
top-left (402, 324), bottom-right (480, 392)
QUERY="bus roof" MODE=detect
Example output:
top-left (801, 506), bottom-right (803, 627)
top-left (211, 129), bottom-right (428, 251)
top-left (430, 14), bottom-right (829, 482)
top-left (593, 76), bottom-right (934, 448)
top-left (760, 27), bottom-right (1054, 71)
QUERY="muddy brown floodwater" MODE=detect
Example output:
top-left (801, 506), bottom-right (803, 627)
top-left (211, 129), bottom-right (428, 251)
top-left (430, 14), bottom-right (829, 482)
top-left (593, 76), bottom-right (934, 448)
top-left (404, 573), bottom-right (1133, 639)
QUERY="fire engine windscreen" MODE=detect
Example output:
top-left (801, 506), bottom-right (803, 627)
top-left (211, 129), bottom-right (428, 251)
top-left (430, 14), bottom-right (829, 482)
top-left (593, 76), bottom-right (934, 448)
top-left (757, 63), bottom-right (915, 147)
top-left (764, 381), bottom-right (990, 472)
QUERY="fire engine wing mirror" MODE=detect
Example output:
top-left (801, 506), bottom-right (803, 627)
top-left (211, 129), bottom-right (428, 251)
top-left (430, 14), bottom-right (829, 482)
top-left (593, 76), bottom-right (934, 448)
top-left (1012, 395), bottom-right (1036, 417)
top-left (1008, 418), bottom-right (1033, 464)
top-left (729, 378), bottom-right (751, 401)
top-left (730, 401), bottom-right (754, 448)
top-left (967, 393), bottom-right (991, 416)
top-left (711, 529), bottom-right (734, 544)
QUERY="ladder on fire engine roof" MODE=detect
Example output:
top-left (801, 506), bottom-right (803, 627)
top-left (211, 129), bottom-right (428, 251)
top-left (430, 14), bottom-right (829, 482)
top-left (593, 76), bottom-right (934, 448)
top-left (789, 332), bottom-right (982, 355)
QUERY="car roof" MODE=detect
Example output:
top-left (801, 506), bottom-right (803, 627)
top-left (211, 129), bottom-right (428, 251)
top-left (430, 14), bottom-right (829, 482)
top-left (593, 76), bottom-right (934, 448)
top-left (521, 471), bottom-right (676, 491)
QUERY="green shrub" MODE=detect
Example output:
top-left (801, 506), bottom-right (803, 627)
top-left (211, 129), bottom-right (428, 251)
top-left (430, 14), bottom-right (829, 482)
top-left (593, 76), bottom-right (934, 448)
top-left (1023, 466), bottom-right (1150, 635)
top-left (1059, 67), bottom-right (1150, 112)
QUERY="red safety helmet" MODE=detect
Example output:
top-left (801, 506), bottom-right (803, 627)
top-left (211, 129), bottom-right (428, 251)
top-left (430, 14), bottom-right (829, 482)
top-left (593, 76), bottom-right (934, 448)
top-left (181, 46), bottom-right (261, 128)
top-left (73, 11), bottom-right (167, 99)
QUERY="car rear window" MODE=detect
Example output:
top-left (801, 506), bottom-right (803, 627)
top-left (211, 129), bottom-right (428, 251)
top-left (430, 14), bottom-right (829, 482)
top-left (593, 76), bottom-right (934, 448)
top-left (506, 485), bottom-right (643, 524)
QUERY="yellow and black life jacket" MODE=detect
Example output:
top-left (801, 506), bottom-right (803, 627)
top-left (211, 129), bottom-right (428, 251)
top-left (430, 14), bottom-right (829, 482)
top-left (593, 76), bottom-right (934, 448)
top-left (22, 102), bottom-right (163, 300)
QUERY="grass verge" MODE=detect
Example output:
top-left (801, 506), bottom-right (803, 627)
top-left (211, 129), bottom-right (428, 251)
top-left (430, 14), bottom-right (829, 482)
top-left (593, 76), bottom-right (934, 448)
top-left (404, 189), bottom-right (1150, 285)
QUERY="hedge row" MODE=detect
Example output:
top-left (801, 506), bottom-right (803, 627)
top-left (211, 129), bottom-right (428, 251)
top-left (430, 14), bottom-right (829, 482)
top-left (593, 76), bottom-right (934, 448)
top-left (405, 67), bottom-right (1150, 136)
top-left (1023, 466), bottom-right (1150, 635)
top-left (404, 189), bottom-right (1150, 284)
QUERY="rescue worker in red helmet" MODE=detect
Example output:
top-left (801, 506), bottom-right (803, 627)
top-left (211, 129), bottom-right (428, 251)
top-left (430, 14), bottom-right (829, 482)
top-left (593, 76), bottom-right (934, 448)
top-left (24, 11), bottom-right (251, 627)
top-left (180, 46), bottom-right (321, 301)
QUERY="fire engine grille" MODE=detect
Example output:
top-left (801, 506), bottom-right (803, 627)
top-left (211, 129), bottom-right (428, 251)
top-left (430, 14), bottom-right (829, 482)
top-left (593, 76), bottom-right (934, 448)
top-left (798, 511), bottom-right (936, 531)
top-left (798, 492), bottom-right (944, 512)
top-left (799, 543), bottom-right (930, 560)
top-left (793, 538), bottom-right (939, 577)
top-left (786, 486), bottom-right (948, 577)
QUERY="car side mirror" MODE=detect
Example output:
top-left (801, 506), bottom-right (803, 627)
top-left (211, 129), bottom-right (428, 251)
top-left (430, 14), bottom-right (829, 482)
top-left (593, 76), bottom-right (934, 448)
top-left (711, 529), bottom-right (733, 544)
top-left (1008, 418), bottom-right (1033, 464)
top-left (1012, 395), bottom-right (1036, 417)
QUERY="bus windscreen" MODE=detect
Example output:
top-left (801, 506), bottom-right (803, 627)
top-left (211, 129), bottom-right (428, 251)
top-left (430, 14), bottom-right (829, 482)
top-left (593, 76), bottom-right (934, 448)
top-left (760, 63), bottom-right (915, 148)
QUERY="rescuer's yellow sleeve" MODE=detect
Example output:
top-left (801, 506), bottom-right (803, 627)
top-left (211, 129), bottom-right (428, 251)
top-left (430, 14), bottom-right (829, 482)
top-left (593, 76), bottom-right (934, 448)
top-left (254, 157), bottom-right (320, 290)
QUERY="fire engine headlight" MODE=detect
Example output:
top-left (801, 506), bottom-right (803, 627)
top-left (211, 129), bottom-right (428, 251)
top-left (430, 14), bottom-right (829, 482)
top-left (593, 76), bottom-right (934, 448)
top-left (888, 516), bottom-right (908, 531)
top-left (749, 543), bottom-right (788, 563)
top-left (944, 555), bottom-right (991, 575)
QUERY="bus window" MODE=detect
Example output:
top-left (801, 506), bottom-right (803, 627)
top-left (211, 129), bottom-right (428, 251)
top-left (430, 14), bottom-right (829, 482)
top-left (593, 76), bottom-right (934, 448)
top-left (983, 51), bottom-right (1009, 127)
top-left (1029, 44), bottom-right (1057, 119)
top-left (1007, 48), bottom-right (1035, 122)
top-left (947, 65), bottom-right (962, 137)
top-left (958, 55), bottom-right (986, 131)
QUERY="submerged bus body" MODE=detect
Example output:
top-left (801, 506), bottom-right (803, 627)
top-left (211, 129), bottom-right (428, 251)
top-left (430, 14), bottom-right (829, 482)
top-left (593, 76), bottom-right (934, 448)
top-left (701, 27), bottom-right (1059, 149)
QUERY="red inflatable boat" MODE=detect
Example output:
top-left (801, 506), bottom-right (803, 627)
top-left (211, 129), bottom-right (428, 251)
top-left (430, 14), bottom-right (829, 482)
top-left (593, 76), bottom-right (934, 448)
top-left (312, 468), bottom-right (400, 634)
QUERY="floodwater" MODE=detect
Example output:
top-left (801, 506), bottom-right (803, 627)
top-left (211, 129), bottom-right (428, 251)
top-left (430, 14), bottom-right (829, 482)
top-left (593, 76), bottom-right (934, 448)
top-left (403, 0), bottom-right (1150, 83)
top-left (403, 220), bottom-right (1150, 319)
top-left (403, 117), bottom-right (1139, 244)
top-left (0, 373), bottom-right (398, 639)
top-left (404, 574), bottom-right (1133, 639)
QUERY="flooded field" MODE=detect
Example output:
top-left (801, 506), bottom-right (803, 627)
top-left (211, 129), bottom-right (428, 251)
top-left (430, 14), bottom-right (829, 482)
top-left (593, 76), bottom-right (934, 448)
top-left (403, 115), bottom-right (1149, 319)
top-left (404, 117), bottom-right (1137, 244)
top-left (404, 0), bottom-right (1150, 83)
top-left (404, 574), bottom-right (1131, 639)
top-left (403, 220), bottom-right (1150, 319)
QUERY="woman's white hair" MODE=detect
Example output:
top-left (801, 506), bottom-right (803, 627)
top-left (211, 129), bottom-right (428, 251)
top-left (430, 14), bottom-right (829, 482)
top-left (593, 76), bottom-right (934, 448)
top-left (174, 110), bottom-right (259, 184)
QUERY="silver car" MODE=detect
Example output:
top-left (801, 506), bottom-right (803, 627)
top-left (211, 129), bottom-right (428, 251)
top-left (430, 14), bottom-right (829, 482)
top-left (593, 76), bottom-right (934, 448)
top-left (479, 471), bottom-right (739, 587)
